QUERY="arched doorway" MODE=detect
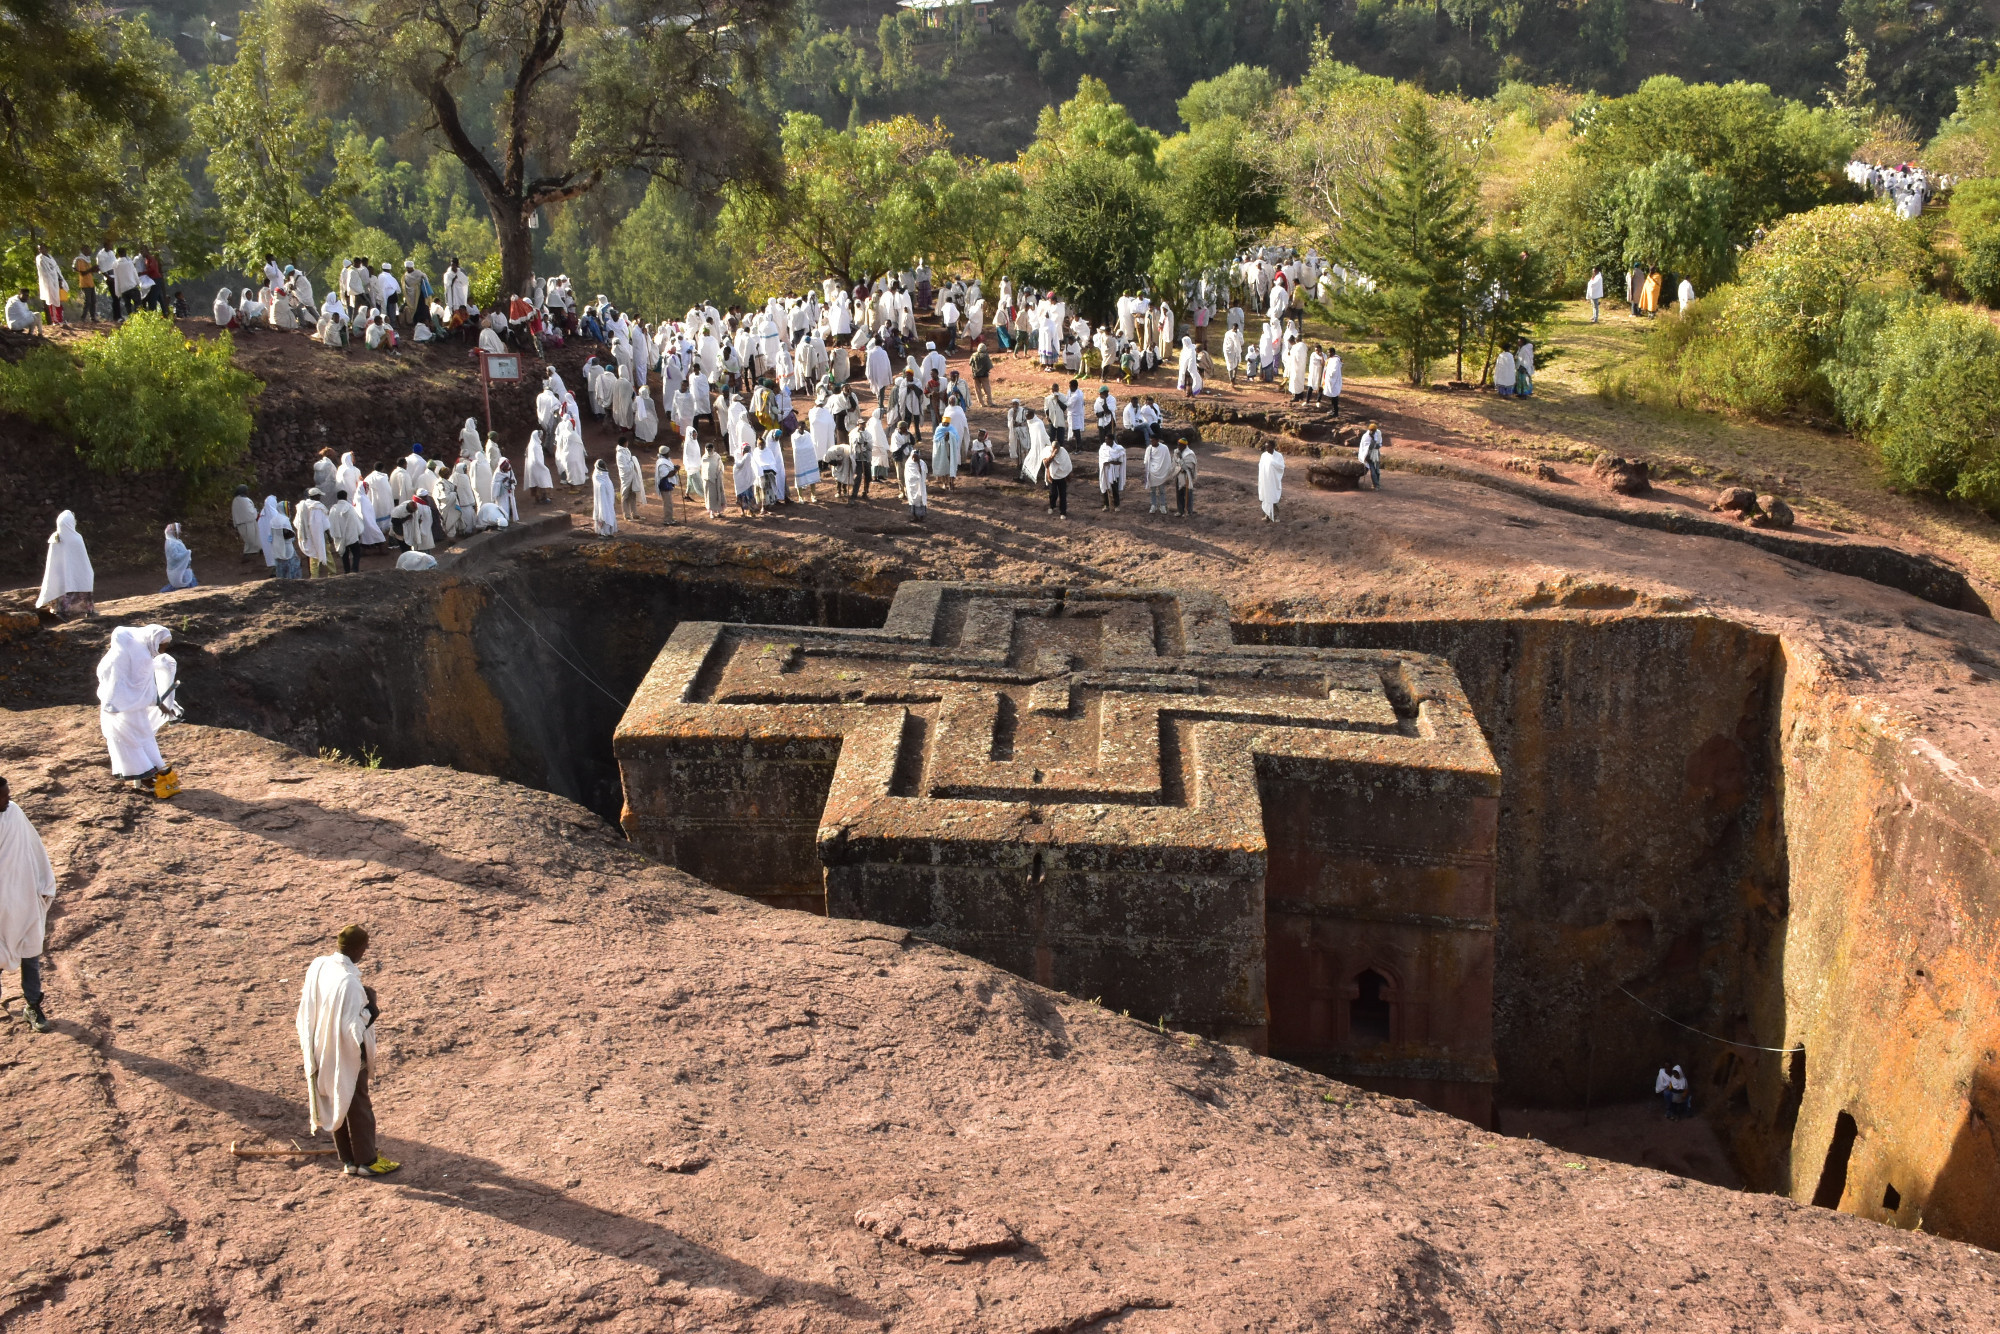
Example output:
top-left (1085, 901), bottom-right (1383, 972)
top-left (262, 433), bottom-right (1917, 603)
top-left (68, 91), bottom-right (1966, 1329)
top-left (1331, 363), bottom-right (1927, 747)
top-left (1350, 968), bottom-right (1393, 1046)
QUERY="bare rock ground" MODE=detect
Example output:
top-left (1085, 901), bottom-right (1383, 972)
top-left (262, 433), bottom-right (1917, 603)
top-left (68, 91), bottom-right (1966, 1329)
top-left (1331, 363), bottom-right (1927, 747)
top-left (5, 709), bottom-right (2000, 1332)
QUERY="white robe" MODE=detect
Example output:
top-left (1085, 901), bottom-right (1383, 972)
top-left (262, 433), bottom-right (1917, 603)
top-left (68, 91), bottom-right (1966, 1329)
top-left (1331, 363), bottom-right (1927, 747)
top-left (37, 510), bottom-right (92, 608)
top-left (96, 624), bottom-right (169, 778)
top-left (1258, 450), bottom-right (1286, 518)
top-left (591, 467), bottom-right (618, 535)
top-left (524, 431), bottom-right (554, 489)
top-left (792, 430), bottom-right (821, 489)
top-left (0, 802), bottom-right (56, 971)
top-left (296, 953), bottom-right (376, 1134)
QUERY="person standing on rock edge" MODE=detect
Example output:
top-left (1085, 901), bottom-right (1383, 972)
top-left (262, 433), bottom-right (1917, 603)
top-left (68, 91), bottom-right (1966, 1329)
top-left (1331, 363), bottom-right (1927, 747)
top-left (297, 926), bottom-right (399, 1179)
top-left (0, 777), bottom-right (58, 1033)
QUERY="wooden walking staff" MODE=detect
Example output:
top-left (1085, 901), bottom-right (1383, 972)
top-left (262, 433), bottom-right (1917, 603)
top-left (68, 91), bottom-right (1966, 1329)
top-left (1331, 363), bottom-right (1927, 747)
top-left (230, 1139), bottom-right (339, 1159)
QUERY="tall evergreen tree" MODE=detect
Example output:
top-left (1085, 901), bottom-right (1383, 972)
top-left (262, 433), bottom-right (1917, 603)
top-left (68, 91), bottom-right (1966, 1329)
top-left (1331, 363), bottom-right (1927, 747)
top-left (1333, 99), bottom-right (1481, 387)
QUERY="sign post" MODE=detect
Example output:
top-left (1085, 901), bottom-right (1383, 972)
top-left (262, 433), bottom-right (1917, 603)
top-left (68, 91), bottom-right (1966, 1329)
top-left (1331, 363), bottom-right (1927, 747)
top-left (477, 349), bottom-right (522, 440)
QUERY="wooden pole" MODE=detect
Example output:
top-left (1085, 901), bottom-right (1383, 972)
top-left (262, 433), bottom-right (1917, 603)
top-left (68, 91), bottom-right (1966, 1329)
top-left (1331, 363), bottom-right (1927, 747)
top-left (230, 1139), bottom-right (340, 1159)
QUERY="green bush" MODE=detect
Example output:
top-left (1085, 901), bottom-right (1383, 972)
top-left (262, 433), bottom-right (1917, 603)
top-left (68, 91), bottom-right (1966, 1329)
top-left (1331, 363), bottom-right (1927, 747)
top-left (0, 312), bottom-right (261, 486)
top-left (1828, 294), bottom-right (2000, 509)
top-left (1948, 178), bottom-right (2000, 305)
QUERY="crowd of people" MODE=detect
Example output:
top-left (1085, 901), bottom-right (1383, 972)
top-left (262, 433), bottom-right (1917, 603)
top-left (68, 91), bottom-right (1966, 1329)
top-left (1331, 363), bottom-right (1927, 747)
top-left (1847, 158), bottom-right (1945, 221)
top-left (25, 244), bottom-right (1416, 623)
top-left (6, 241), bottom-right (182, 332)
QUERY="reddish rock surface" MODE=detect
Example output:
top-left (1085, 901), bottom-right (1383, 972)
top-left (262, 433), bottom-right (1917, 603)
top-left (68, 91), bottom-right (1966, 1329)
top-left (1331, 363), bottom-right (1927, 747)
top-left (5, 708), bottom-right (2000, 1331)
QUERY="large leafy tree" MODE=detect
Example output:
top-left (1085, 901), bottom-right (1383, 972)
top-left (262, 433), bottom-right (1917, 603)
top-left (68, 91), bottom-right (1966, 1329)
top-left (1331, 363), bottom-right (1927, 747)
top-left (1606, 152), bottom-right (1735, 290)
top-left (193, 18), bottom-right (364, 278)
top-left (269, 0), bottom-right (790, 298)
top-left (0, 1), bottom-right (176, 246)
top-left (1023, 153), bottom-right (1161, 323)
top-left (718, 113), bottom-right (957, 299)
top-left (1332, 98), bottom-right (1481, 387)
top-left (1576, 77), bottom-right (1858, 238)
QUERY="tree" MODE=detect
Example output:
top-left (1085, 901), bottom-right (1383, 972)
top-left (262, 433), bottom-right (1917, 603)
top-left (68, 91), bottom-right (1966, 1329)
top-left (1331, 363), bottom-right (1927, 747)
top-left (270, 0), bottom-right (790, 298)
top-left (718, 113), bottom-right (956, 300)
top-left (0, 1), bottom-right (175, 245)
top-left (935, 161), bottom-right (1029, 292)
top-left (192, 18), bottom-right (364, 277)
top-left (1332, 99), bottom-right (1481, 387)
top-left (1023, 154), bottom-right (1161, 323)
top-left (1247, 43), bottom-right (1491, 253)
top-left (1021, 76), bottom-right (1162, 181)
top-left (1606, 152), bottom-right (1736, 290)
top-left (1577, 77), bottom-right (1858, 238)
top-left (1178, 63), bottom-right (1278, 129)
top-left (1463, 234), bottom-right (1562, 385)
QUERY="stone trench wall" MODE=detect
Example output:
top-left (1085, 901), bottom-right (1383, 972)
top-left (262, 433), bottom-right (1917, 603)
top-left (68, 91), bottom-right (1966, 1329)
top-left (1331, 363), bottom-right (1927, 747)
top-left (1237, 614), bottom-right (1790, 1121)
top-left (1770, 647), bottom-right (2000, 1248)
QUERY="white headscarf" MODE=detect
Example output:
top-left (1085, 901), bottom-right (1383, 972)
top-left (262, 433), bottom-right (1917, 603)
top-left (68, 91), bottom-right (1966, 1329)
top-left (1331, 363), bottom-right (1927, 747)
top-left (37, 510), bottom-right (93, 607)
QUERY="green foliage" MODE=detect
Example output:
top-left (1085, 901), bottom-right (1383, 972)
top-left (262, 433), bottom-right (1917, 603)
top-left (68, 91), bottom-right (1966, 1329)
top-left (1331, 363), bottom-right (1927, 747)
top-left (719, 113), bottom-right (958, 298)
top-left (936, 161), bottom-right (1030, 291)
top-left (1644, 202), bottom-right (1929, 417)
top-left (1828, 292), bottom-right (2000, 510)
top-left (1577, 77), bottom-right (1860, 237)
top-left (0, 6), bottom-right (176, 245)
top-left (1948, 178), bottom-right (2000, 305)
top-left (1023, 154), bottom-right (1162, 322)
top-left (1178, 64), bottom-right (1279, 128)
top-left (1514, 144), bottom-right (1622, 290)
top-left (192, 18), bottom-right (363, 279)
top-left (1465, 232), bottom-right (1563, 383)
top-left (1604, 152), bottom-right (1736, 289)
top-left (546, 180), bottom-right (739, 317)
top-left (0, 312), bottom-right (260, 486)
top-left (1331, 99), bottom-right (1482, 386)
top-left (1025, 77), bottom-right (1163, 180)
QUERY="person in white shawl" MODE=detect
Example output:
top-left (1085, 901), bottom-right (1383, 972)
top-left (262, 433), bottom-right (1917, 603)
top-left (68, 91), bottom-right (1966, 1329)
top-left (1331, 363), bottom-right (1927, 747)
top-left (633, 386), bottom-right (659, 443)
top-left (590, 458), bottom-right (618, 535)
top-left (1142, 435), bottom-right (1174, 514)
top-left (700, 440), bottom-right (727, 517)
top-left (757, 428), bottom-right (787, 508)
top-left (612, 365), bottom-right (636, 430)
top-left (477, 324), bottom-right (505, 355)
top-left (448, 462), bottom-right (479, 533)
top-left (930, 418), bottom-right (959, 492)
top-left (456, 417), bottom-right (479, 459)
top-left (296, 925), bottom-right (398, 1176)
top-left (295, 489), bottom-right (332, 576)
top-left (213, 286), bottom-right (237, 328)
top-left (904, 444), bottom-right (929, 521)
top-left (1097, 432), bottom-right (1126, 510)
top-left (615, 442), bottom-right (644, 520)
top-left (1257, 439), bottom-right (1285, 521)
top-left (1177, 336), bottom-right (1204, 395)
top-left (523, 430), bottom-right (554, 501)
top-left (328, 489), bottom-right (365, 572)
top-left (37, 510), bottom-right (94, 618)
top-left (555, 419), bottom-right (588, 486)
top-left (1174, 439), bottom-right (1198, 516)
top-left (471, 444), bottom-right (495, 506)
top-left (0, 777), bottom-right (57, 1031)
top-left (1284, 336), bottom-right (1311, 400)
top-left (161, 523), bottom-right (197, 592)
top-left (790, 420), bottom-right (822, 503)
top-left (681, 427), bottom-right (704, 509)
top-left (1323, 349), bottom-right (1343, 418)
top-left (654, 446), bottom-right (678, 522)
top-left (97, 624), bottom-right (175, 784)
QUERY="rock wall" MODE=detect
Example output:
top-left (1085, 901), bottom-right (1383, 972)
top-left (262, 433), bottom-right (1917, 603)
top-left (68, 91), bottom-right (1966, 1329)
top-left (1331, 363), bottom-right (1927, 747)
top-left (1768, 647), bottom-right (2000, 1246)
top-left (1237, 613), bottom-right (1788, 1120)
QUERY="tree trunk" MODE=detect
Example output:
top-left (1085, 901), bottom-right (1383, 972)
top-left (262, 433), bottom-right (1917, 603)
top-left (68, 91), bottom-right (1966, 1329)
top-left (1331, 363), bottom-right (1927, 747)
top-left (493, 202), bottom-right (536, 304)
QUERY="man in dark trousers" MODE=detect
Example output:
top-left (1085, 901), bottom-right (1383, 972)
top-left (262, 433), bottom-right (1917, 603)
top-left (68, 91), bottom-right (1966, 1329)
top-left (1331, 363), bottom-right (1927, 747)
top-left (296, 925), bottom-right (401, 1178)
